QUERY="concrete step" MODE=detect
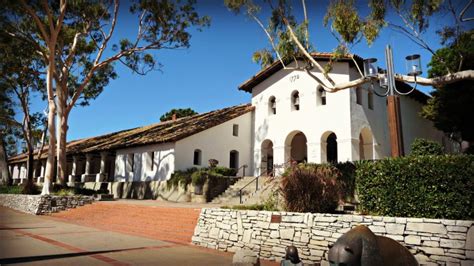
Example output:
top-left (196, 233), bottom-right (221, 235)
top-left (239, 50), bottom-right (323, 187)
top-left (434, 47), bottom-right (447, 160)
top-left (211, 176), bottom-right (273, 205)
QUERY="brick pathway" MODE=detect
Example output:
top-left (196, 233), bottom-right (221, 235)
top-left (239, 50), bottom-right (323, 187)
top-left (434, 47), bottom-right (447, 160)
top-left (49, 201), bottom-right (202, 245)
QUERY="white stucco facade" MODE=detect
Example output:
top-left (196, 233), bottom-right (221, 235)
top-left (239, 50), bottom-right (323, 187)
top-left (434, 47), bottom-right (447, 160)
top-left (249, 60), bottom-right (449, 176)
top-left (174, 112), bottom-right (253, 176)
top-left (114, 142), bottom-right (176, 182)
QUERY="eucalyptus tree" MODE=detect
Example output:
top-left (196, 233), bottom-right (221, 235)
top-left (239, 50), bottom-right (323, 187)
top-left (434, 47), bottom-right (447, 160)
top-left (2, 0), bottom-right (209, 194)
top-left (225, 0), bottom-right (473, 91)
top-left (0, 29), bottom-right (46, 185)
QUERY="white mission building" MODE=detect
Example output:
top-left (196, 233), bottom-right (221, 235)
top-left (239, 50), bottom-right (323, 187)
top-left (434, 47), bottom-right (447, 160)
top-left (8, 53), bottom-right (450, 184)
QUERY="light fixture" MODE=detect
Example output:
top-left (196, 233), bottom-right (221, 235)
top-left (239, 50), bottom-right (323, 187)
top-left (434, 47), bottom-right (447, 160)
top-left (363, 58), bottom-right (378, 78)
top-left (405, 54), bottom-right (422, 76)
top-left (379, 70), bottom-right (388, 88)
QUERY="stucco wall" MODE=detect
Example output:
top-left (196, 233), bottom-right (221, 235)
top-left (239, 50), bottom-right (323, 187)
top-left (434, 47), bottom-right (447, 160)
top-left (174, 112), bottom-right (253, 176)
top-left (114, 142), bottom-right (175, 181)
top-left (192, 208), bottom-right (474, 265)
top-left (251, 61), bottom-right (353, 176)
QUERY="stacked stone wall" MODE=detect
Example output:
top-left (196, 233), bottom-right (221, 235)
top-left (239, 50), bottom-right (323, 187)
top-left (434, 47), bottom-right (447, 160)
top-left (0, 194), bottom-right (94, 215)
top-left (192, 208), bottom-right (474, 265)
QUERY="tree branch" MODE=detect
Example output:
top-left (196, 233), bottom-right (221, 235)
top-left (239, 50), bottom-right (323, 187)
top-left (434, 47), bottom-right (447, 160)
top-left (460, 0), bottom-right (474, 22)
top-left (20, 0), bottom-right (50, 42)
top-left (285, 22), bottom-right (335, 87)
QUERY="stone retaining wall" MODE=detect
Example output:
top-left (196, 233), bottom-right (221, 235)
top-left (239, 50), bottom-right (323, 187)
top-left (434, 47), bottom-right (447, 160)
top-left (0, 194), bottom-right (94, 215)
top-left (192, 208), bottom-right (474, 265)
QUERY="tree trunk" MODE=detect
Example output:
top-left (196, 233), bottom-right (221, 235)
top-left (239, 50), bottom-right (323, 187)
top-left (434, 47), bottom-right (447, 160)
top-left (56, 82), bottom-right (69, 187)
top-left (0, 136), bottom-right (10, 186)
top-left (42, 55), bottom-right (57, 195)
top-left (56, 101), bottom-right (68, 186)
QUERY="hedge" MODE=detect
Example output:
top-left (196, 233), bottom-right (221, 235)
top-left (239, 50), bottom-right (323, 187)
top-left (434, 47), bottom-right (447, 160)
top-left (356, 155), bottom-right (474, 220)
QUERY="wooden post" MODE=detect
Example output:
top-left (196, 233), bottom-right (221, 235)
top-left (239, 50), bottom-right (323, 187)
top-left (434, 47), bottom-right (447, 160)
top-left (387, 95), bottom-right (404, 157)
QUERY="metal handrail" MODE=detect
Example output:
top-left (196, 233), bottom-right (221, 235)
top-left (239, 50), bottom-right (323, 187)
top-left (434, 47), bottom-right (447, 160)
top-left (235, 164), bottom-right (248, 177)
top-left (238, 171), bottom-right (268, 204)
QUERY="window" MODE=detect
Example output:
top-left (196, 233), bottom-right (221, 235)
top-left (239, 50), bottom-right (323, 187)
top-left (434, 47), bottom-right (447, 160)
top-left (193, 149), bottom-right (202, 165)
top-left (233, 124), bottom-right (239, 136)
top-left (147, 152), bottom-right (155, 171)
top-left (319, 88), bottom-right (327, 106)
top-left (269, 96), bottom-right (276, 115)
top-left (368, 90), bottom-right (374, 110)
top-left (291, 91), bottom-right (300, 111)
top-left (356, 87), bottom-right (362, 105)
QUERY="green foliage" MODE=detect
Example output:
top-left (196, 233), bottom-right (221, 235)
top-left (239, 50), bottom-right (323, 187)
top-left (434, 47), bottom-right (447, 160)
top-left (356, 155), bottom-right (474, 219)
top-left (167, 167), bottom-right (197, 190)
top-left (160, 108), bottom-right (198, 122)
top-left (221, 202), bottom-right (278, 211)
top-left (50, 184), bottom-right (103, 196)
top-left (208, 166), bottom-right (237, 177)
top-left (333, 162), bottom-right (356, 203)
top-left (0, 185), bottom-right (22, 194)
top-left (422, 30), bottom-right (474, 142)
top-left (191, 169), bottom-right (208, 186)
top-left (281, 164), bottom-right (340, 213)
top-left (410, 138), bottom-right (444, 156)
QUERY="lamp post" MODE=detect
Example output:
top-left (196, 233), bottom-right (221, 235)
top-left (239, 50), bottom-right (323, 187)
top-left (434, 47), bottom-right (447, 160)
top-left (363, 45), bottom-right (422, 157)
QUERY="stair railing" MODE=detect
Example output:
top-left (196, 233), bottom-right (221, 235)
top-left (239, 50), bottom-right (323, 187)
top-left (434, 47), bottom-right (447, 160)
top-left (235, 164), bottom-right (248, 177)
top-left (238, 170), bottom-right (269, 204)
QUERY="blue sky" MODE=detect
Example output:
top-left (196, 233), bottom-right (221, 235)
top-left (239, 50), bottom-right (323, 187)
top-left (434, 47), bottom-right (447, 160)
top-left (26, 1), bottom-right (470, 141)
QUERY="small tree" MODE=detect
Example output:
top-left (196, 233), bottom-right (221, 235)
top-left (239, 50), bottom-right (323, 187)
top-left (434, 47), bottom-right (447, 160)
top-left (410, 138), bottom-right (444, 156)
top-left (160, 108), bottom-right (198, 122)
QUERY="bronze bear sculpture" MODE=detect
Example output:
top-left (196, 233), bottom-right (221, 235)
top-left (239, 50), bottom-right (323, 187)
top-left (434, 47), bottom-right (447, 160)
top-left (328, 225), bottom-right (418, 266)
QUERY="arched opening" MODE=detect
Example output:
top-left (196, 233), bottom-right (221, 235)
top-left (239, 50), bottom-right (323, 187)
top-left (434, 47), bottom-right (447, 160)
top-left (359, 127), bottom-right (374, 160)
top-left (321, 131), bottom-right (338, 163)
top-left (229, 150), bottom-right (239, 169)
top-left (261, 140), bottom-right (274, 176)
top-left (285, 131), bottom-right (307, 164)
top-left (291, 90), bottom-right (300, 111)
top-left (268, 96), bottom-right (276, 115)
top-left (193, 149), bottom-right (202, 165)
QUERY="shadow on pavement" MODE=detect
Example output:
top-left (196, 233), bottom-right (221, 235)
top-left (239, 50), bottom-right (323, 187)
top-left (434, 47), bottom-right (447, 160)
top-left (0, 246), bottom-right (156, 264)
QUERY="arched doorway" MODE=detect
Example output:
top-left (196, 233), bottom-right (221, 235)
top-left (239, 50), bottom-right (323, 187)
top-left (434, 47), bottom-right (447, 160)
top-left (359, 127), bottom-right (374, 160)
top-left (285, 131), bottom-right (308, 164)
top-left (321, 131), bottom-right (338, 163)
top-left (261, 140), bottom-right (274, 176)
top-left (229, 150), bottom-right (239, 169)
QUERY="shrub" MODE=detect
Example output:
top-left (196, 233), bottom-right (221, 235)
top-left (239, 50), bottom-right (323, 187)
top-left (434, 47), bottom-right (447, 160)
top-left (167, 167), bottom-right (197, 190)
top-left (410, 138), bottom-right (444, 155)
top-left (209, 166), bottom-right (237, 176)
top-left (191, 169), bottom-right (208, 186)
top-left (356, 155), bottom-right (474, 219)
top-left (281, 164), bottom-right (340, 213)
top-left (0, 185), bottom-right (22, 194)
top-left (333, 162), bottom-right (356, 203)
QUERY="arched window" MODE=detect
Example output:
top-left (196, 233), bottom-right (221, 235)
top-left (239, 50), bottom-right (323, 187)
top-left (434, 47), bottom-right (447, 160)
top-left (291, 91), bottom-right (300, 111)
top-left (268, 96), bottom-right (276, 115)
top-left (193, 149), bottom-right (202, 165)
top-left (319, 88), bottom-right (327, 106)
top-left (229, 150), bottom-right (239, 169)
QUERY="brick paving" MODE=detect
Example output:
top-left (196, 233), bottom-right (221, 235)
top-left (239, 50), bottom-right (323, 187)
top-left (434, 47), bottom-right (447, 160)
top-left (49, 201), bottom-right (202, 245)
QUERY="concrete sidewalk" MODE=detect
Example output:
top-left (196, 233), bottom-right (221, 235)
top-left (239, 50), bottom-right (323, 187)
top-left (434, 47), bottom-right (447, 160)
top-left (0, 206), bottom-right (274, 265)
